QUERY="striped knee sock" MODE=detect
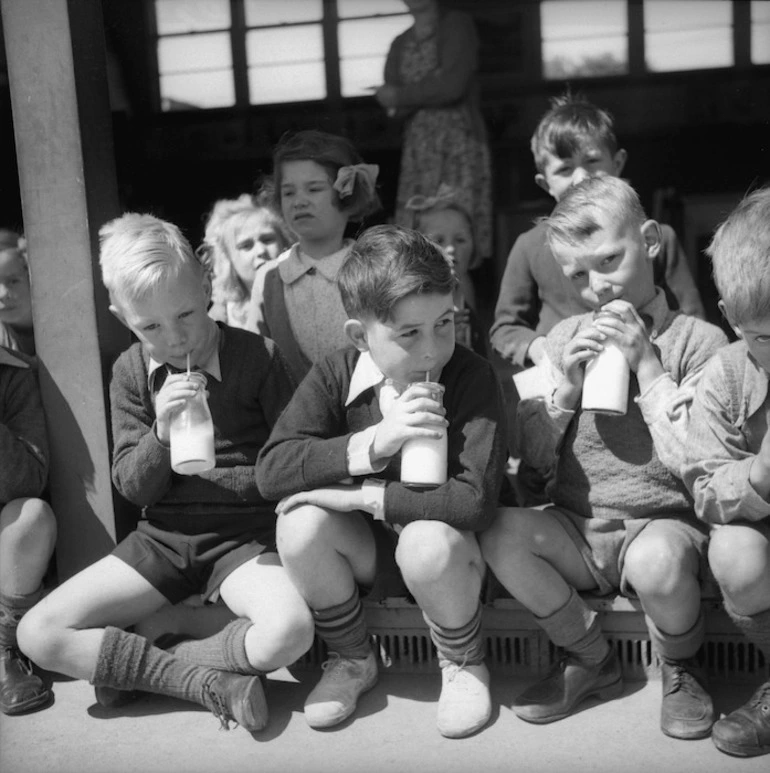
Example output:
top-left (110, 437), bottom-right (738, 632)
top-left (424, 603), bottom-right (485, 666)
top-left (313, 588), bottom-right (370, 660)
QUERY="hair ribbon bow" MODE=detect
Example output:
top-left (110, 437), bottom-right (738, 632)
top-left (404, 183), bottom-right (458, 212)
top-left (334, 164), bottom-right (380, 199)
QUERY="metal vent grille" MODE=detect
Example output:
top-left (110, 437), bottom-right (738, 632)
top-left (292, 597), bottom-right (769, 684)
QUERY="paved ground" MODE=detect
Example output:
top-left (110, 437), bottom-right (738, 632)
top-left (2, 666), bottom-right (768, 773)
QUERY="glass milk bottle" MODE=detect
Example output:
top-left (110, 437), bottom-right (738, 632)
top-left (169, 372), bottom-right (216, 475)
top-left (581, 343), bottom-right (630, 415)
top-left (401, 382), bottom-right (448, 487)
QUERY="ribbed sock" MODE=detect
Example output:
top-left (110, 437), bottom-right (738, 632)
top-left (91, 626), bottom-right (217, 709)
top-left (424, 604), bottom-right (485, 666)
top-left (0, 586), bottom-right (43, 649)
top-left (164, 618), bottom-right (257, 674)
top-left (645, 612), bottom-right (705, 662)
top-left (724, 602), bottom-right (770, 661)
top-left (536, 587), bottom-right (609, 666)
top-left (313, 588), bottom-right (370, 660)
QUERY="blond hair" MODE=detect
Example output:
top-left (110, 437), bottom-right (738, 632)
top-left (99, 213), bottom-right (203, 305)
top-left (707, 187), bottom-right (770, 326)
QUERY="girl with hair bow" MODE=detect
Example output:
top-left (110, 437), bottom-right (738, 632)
top-left (247, 130), bottom-right (382, 383)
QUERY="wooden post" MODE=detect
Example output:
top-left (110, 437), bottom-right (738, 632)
top-left (1, 0), bottom-right (133, 578)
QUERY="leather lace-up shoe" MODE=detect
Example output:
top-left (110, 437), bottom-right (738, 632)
top-left (304, 650), bottom-right (378, 729)
top-left (513, 645), bottom-right (623, 724)
top-left (660, 657), bottom-right (714, 739)
top-left (203, 672), bottom-right (268, 733)
top-left (712, 680), bottom-right (770, 757)
top-left (0, 646), bottom-right (53, 715)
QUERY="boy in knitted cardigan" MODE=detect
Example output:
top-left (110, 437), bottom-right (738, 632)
top-left (481, 177), bottom-right (727, 739)
top-left (18, 213), bottom-right (313, 733)
top-left (257, 225), bottom-right (509, 738)
top-left (682, 186), bottom-right (770, 758)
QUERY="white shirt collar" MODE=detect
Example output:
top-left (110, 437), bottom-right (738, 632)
top-left (279, 241), bottom-right (353, 285)
top-left (345, 351), bottom-right (386, 406)
top-left (147, 337), bottom-right (223, 391)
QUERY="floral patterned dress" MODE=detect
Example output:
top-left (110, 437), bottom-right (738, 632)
top-left (387, 11), bottom-right (493, 265)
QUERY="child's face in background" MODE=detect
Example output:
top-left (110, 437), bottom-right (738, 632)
top-left (279, 160), bottom-right (349, 249)
top-left (418, 208), bottom-right (474, 277)
top-left (228, 211), bottom-right (284, 290)
top-left (537, 141), bottom-right (626, 202)
top-left (732, 317), bottom-right (770, 374)
top-left (111, 263), bottom-right (217, 371)
top-left (0, 250), bottom-right (33, 329)
top-left (358, 291), bottom-right (455, 386)
top-left (552, 212), bottom-right (658, 312)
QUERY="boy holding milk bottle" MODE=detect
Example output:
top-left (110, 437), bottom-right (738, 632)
top-left (18, 213), bottom-right (314, 733)
top-left (257, 225), bottom-right (509, 738)
top-left (481, 176), bottom-right (727, 739)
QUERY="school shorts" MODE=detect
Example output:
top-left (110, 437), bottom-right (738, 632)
top-left (112, 511), bottom-right (276, 604)
top-left (546, 505), bottom-right (710, 597)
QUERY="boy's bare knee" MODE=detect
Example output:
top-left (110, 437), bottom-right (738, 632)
top-left (625, 535), bottom-right (693, 596)
top-left (396, 521), bottom-right (465, 580)
top-left (709, 526), bottom-right (769, 599)
top-left (276, 505), bottom-right (334, 559)
top-left (1, 497), bottom-right (57, 542)
top-left (248, 604), bottom-right (315, 669)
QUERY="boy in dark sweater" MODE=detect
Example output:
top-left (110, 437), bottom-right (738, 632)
top-left (257, 225), bottom-right (508, 738)
top-left (0, 346), bottom-right (56, 714)
top-left (481, 177), bottom-right (726, 739)
top-left (18, 214), bottom-right (314, 733)
top-left (682, 187), bottom-right (770, 758)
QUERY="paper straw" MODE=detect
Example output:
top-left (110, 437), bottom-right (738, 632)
top-left (426, 370), bottom-right (430, 383)
top-left (186, 353), bottom-right (191, 378)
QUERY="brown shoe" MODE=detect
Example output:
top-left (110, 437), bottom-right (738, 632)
top-left (712, 680), bottom-right (770, 757)
top-left (203, 672), bottom-right (268, 733)
top-left (660, 657), bottom-right (714, 739)
top-left (513, 646), bottom-right (623, 724)
top-left (0, 646), bottom-right (53, 715)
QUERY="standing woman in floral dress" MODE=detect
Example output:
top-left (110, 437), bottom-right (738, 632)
top-left (375, 0), bottom-right (493, 266)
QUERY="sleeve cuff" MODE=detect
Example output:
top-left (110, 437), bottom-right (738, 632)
top-left (347, 426), bottom-right (388, 476)
top-left (362, 478), bottom-right (387, 521)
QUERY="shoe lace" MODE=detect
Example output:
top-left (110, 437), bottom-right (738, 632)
top-left (747, 681), bottom-right (770, 712)
top-left (203, 681), bottom-right (236, 732)
top-left (4, 646), bottom-right (34, 675)
top-left (320, 653), bottom-right (348, 679)
top-left (441, 656), bottom-right (472, 686)
top-left (666, 661), bottom-right (702, 696)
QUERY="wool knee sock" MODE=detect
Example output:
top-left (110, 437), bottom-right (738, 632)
top-left (91, 626), bottom-right (222, 710)
top-left (164, 618), bottom-right (257, 674)
top-left (724, 603), bottom-right (770, 662)
top-left (536, 587), bottom-right (609, 666)
top-left (645, 611), bottom-right (705, 662)
top-left (313, 588), bottom-right (371, 660)
top-left (424, 603), bottom-right (484, 666)
top-left (0, 587), bottom-right (43, 649)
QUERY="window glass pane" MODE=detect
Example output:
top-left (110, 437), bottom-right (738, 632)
top-left (160, 71), bottom-right (235, 110)
top-left (541, 0), bottom-right (628, 79)
top-left (644, 0), bottom-right (733, 71)
top-left (247, 27), bottom-right (325, 104)
top-left (158, 33), bottom-right (231, 75)
top-left (337, 0), bottom-right (408, 17)
top-left (339, 16), bottom-right (413, 96)
top-left (244, 0), bottom-right (322, 26)
top-left (155, 0), bottom-right (230, 35)
top-left (752, 0), bottom-right (770, 64)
